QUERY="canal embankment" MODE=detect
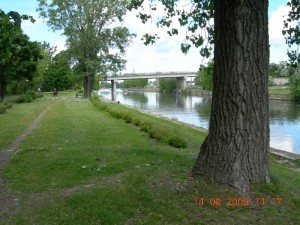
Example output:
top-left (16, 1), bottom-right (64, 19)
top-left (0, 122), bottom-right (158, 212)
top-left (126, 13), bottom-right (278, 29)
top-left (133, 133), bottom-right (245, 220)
top-left (1, 93), bottom-right (299, 224)
top-left (100, 89), bottom-right (300, 155)
top-left (187, 89), bottom-right (291, 101)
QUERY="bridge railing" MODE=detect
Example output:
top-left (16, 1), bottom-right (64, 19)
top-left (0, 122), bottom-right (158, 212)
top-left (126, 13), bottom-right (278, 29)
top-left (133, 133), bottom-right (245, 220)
top-left (115, 71), bottom-right (198, 77)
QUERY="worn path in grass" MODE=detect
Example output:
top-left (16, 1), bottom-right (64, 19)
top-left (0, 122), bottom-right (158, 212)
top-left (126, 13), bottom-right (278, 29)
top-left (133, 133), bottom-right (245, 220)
top-left (0, 105), bottom-right (50, 222)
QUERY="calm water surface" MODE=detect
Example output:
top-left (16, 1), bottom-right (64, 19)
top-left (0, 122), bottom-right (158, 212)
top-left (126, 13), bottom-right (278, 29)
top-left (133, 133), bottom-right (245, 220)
top-left (99, 91), bottom-right (300, 154)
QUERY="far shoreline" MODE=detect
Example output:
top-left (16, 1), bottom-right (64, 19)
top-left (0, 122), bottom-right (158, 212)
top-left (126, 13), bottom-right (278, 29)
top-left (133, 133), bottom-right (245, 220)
top-left (118, 87), bottom-right (292, 101)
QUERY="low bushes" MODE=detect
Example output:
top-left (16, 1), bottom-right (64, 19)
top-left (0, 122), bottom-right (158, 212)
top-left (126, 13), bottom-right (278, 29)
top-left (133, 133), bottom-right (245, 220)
top-left (0, 106), bottom-right (7, 114)
top-left (15, 90), bottom-right (43, 103)
top-left (0, 102), bottom-right (13, 114)
top-left (168, 136), bottom-right (188, 148)
top-left (16, 95), bottom-right (31, 103)
top-left (91, 95), bottom-right (188, 149)
top-left (36, 92), bottom-right (44, 98)
top-left (26, 90), bottom-right (36, 100)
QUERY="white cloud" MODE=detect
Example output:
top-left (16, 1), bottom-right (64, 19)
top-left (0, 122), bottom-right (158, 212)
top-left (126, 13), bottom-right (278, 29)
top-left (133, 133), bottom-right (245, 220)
top-left (17, 1), bottom-right (291, 71)
top-left (122, 2), bottom-right (208, 73)
top-left (269, 4), bottom-right (292, 63)
top-left (123, 2), bottom-right (293, 71)
top-left (269, 5), bottom-right (289, 48)
top-left (21, 12), bottom-right (44, 33)
top-left (53, 40), bottom-right (67, 55)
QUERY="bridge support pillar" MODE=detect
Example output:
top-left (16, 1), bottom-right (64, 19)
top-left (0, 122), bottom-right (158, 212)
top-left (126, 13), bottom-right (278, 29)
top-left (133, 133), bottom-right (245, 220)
top-left (176, 76), bottom-right (187, 94)
top-left (111, 80), bottom-right (116, 101)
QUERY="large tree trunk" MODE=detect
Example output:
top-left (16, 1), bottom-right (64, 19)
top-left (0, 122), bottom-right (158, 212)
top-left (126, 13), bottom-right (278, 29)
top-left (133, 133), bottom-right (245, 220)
top-left (0, 80), bottom-right (6, 102)
top-left (83, 75), bottom-right (92, 98)
top-left (192, 0), bottom-right (270, 193)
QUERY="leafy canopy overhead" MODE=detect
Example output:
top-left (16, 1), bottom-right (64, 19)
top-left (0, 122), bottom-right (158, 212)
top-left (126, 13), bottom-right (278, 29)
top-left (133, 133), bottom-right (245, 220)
top-left (283, 0), bottom-right (300, 66)
top-left (129, 0), bottom-right (299, 64)
top-left (128, 0), bottom-right (214, 57)
top-left (0, 9), bottom-right (35, 65)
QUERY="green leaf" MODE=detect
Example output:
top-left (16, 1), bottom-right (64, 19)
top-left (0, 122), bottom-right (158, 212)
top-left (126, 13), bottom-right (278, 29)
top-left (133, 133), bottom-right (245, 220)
top-left (30, 17), bottom-right (36, 23)
top-left (181, 43), bottom-right (191, 54)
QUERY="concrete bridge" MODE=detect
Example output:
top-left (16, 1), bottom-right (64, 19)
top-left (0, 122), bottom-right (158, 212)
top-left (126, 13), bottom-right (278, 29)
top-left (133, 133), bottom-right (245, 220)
top-left (105, 71), bottom-right (197, 101)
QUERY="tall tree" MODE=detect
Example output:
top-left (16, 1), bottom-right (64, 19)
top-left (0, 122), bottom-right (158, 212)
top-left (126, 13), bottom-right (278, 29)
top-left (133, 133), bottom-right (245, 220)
top-left (129, 0), bottom-right (270, 193)
top-left (195, 61), bottom-right (214, 90)
top-left (34, 42), bottom-right (57, 90)
top-left (37, 0), bottom-right (135, 97)
top-left (123, 79), bottom-right (148, 88)
top-left (0, 10), bottom-right (39, 101)
top-left (43, 50), bottom-right (75, 91)
top-left (192, 0), bottom-right (270, 193)
top-left (159, 78), bottom-right (177, 93)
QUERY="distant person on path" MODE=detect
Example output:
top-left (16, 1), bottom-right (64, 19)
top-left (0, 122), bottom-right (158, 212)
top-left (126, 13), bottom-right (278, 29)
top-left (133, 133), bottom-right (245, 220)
top-left (53, 88), bottom-right (58, 96)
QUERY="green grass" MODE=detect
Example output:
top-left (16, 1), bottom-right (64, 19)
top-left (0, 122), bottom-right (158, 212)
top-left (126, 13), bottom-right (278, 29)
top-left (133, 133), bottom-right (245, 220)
top-left (1, 94), bottom-right (299, 224)
top-left (269, 87), bottom-right (291, 95)
top-left (43, 90), bottom-right (78, 97)
top-left (190, 87), bottom-right (292, 97)
top-left (92, 95), bottom-right (206, 149)
top-left (0, 100), bottom-right (48, 151)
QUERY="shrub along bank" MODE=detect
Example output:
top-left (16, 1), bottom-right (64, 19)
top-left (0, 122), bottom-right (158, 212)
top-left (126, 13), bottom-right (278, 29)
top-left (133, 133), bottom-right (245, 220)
top-left (91, 95), bottom-right (188, 149)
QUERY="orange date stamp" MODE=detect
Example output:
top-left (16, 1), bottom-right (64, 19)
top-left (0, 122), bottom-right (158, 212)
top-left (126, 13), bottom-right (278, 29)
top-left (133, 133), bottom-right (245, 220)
top-left (194, 197), bottom-right (283, 207)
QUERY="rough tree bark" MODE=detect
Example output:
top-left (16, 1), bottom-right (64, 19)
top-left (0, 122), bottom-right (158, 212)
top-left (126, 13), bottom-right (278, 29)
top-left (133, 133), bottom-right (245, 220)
top-left (0, 81), bottom-right (6, 102)
top-left (0, 68), bottom-right (7, 102)
top-left (83, 75), bottom-right (92, 98)
top-left (192, 0), bottom-right (270, 193)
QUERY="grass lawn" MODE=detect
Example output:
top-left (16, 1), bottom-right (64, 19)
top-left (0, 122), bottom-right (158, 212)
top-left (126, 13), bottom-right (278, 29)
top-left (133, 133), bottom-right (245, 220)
top-left (0, 94), bottom-right (299, 224)
top-left (269, 87), bottom-right (291, 95)
top-left (0, 100), bottom-right (48, 151)
top-left (189, 87), bottom-right (292, 96)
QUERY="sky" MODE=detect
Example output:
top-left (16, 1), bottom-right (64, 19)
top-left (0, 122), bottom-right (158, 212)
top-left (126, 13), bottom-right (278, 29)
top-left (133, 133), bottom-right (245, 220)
top-left (0, 0), bottom-right (293, 73)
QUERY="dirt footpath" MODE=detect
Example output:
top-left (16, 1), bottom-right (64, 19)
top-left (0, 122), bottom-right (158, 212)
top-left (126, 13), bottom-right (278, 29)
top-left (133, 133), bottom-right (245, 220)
top-left (0, 109), bottom-right (48, 222)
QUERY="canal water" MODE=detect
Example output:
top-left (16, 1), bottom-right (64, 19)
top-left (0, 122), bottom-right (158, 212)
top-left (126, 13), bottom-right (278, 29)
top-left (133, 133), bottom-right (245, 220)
top-left (99, 90), bottom-right (300, 154)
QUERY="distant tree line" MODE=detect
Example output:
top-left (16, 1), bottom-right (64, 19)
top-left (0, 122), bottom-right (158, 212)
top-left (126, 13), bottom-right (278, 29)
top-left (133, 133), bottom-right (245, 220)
top-left (122, 79), bottom-right (148, 88)
top-left (193, 61), bottom-right (299, 101)
top-left (159, 78), bottom-right (177, 93)
top-left (194, 61), bottom-right (214, 91)
top-left (269, 61), bottom-right (299, 77)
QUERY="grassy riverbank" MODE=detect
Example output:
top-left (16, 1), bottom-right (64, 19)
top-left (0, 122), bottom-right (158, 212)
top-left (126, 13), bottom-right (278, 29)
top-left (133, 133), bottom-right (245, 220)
top-left (268, 87), bottom-right (291, 95)
top-left (120, 87), bottom-right (292, 100)
top-left (188, 87), bottom-right (292, 96)
top-left (0, 94), bottom-right (299, 224)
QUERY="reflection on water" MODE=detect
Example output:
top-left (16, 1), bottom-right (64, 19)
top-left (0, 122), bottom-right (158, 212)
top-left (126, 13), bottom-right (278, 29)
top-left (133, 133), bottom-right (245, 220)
top-left (99, 91), bottom-right (300, 154)
top-left (269, 100), bottom-right (300, 154)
